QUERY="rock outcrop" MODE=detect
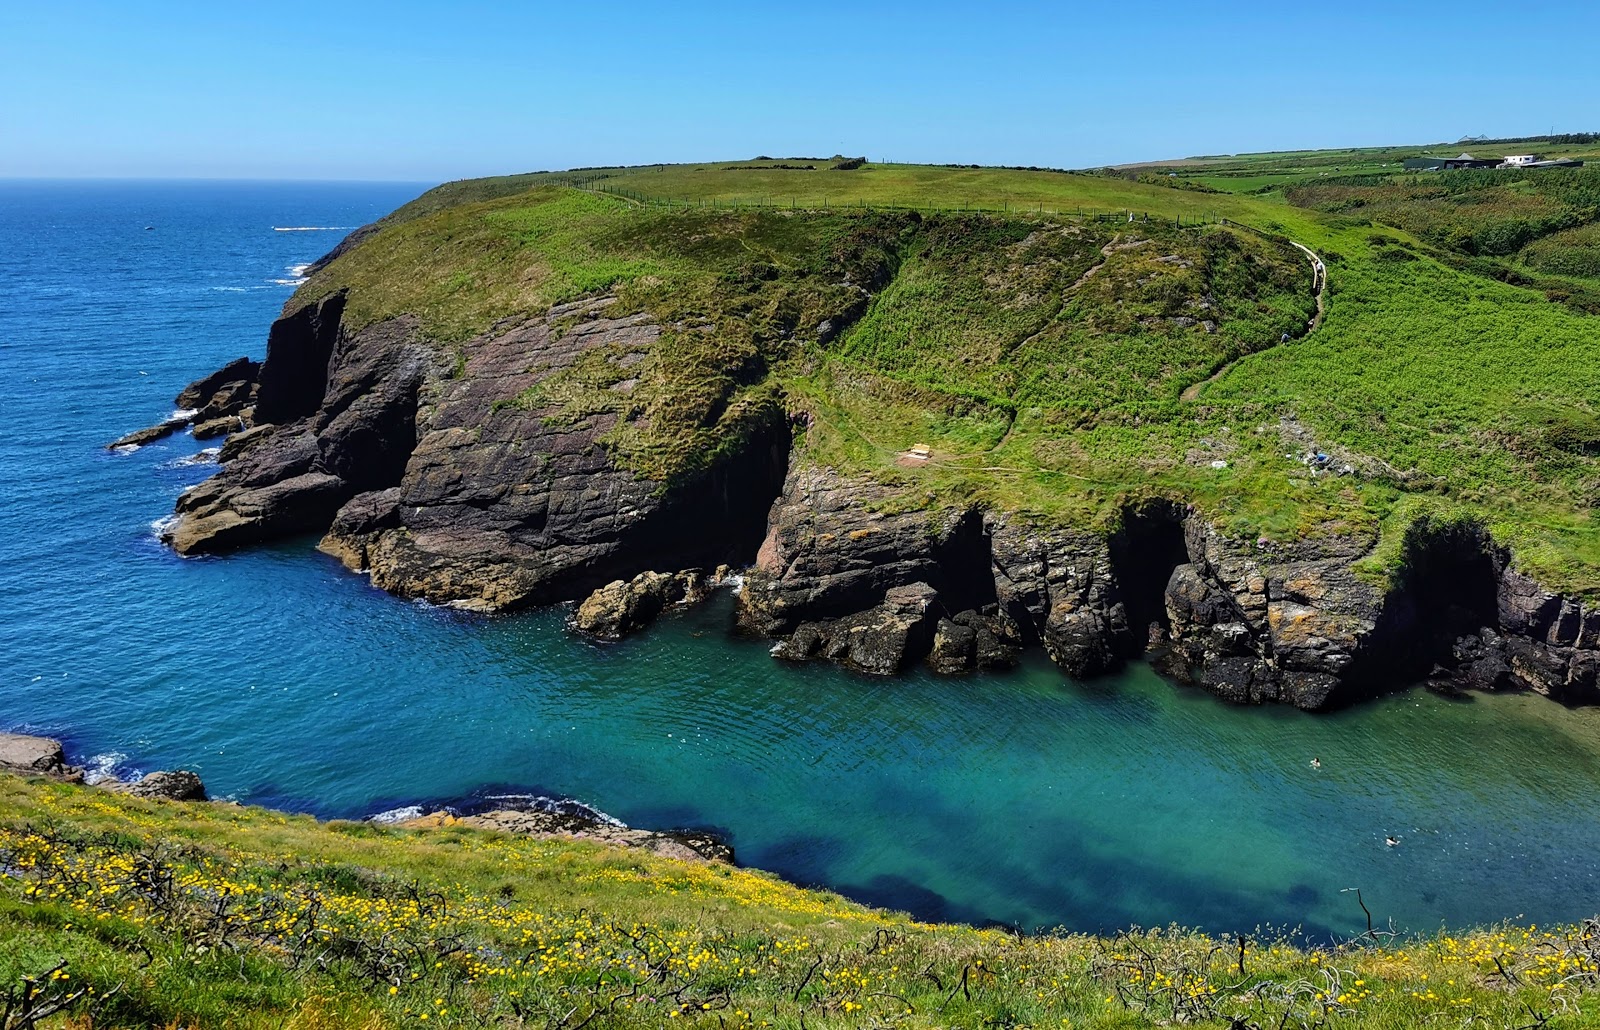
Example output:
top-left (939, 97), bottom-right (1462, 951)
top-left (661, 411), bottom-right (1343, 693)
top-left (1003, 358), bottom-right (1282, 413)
top-left (733, 464), bottom-right (1600, 710)
top-left (109, 356), bottom-right (260, 447)
top-left (570, 569), bottom-right (719, 641)
top-left (108, 357), bottom-right (260, 450)
top-left (105, 769), bottom-right (208, 802)
top-left (0, 733), bottom-right (207, 798)
top-left (0, 732), bottom-right (78, 779)
top-left (165, 296), bottom-right (787, 613)
top-left (399, 807), bottom-right (733, 863)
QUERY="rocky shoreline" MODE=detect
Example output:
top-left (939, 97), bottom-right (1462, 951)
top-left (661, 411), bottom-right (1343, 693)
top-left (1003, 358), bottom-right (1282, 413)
top-left (0, 731), bottom-right (732, 863)
top-left (110, 275), bottom-right (1600, 713)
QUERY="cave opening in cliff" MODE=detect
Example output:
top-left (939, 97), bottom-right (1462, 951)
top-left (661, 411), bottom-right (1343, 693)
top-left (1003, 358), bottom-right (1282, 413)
top-left (706, 415), bottom-right (795, 569)
top-left (1392, 521), bottom-right (1501, 674)
top-left (1110, 502), bottom-right (1190, 650)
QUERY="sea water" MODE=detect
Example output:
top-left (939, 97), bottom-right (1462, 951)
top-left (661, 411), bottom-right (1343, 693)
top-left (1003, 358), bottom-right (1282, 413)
top-left (4, 179), bottom-right (1600, 939)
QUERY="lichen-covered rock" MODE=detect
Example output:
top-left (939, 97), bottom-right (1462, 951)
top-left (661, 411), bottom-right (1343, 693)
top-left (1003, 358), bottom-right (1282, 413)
top-left (928, 618), bottom-right (977, 674)
top-left (570, 569), bottom-right (716, 641)
top-left (400, 808), bottom-right (732, 863)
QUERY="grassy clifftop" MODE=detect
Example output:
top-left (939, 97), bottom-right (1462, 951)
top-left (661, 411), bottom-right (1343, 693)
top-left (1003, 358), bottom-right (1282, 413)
top-left (288, 158), bottom-right (1600, 595)
top-left (8, 775), bottom-right (1600, 1029)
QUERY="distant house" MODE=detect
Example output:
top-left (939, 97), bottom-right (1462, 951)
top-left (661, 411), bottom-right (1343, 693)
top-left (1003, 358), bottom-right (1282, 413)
top-left (1502, 154), bottom-right (1542, 166)
top-left (1402, 153), bottom-right (1504, 171)
top-left (1441, 153), bottom-right (1499, 169)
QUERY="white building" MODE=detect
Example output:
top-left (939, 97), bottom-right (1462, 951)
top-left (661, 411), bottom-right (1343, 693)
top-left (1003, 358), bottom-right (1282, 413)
top-left (1502, 154), bottom-right (1542, 167)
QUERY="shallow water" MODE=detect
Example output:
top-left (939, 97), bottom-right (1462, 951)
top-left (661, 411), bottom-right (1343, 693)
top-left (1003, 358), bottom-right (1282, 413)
top-left (4, 180), bottom-right (1600, 939)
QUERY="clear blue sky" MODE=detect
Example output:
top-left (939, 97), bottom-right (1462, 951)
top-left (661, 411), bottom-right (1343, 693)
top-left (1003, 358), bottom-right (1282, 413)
top-left (3, 0), bottom-right (1595, 181)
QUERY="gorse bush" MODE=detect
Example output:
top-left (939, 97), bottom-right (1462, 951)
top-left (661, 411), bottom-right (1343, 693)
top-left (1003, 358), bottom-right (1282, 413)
top-left (11, 777), bottom-right (1600, 1029)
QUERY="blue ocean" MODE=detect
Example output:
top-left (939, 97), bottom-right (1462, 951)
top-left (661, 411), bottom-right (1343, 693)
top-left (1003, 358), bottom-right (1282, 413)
top-left (4, 179), bottom-right (1600, 938)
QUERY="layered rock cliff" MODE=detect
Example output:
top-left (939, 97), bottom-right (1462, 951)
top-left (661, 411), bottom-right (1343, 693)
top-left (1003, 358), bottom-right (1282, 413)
top-left (141, 188), bottom-right (1599, 712)
top-left (163, 294), bottom-right (788, 611)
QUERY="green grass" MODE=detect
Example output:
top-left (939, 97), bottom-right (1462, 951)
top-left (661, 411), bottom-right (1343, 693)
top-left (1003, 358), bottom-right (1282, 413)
top-left (10, 775), bottom-right (1600, 1029)
top-left (286, 155), bottom-right (1600, 596)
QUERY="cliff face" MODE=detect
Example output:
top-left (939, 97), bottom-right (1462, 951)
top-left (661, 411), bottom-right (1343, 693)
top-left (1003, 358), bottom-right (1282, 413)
top-left (147, 187), bottom-right (1598, 711)
top-left (159, 283), bottom-right (1600, 707)
top-left (164, 294), bottom-right (787, 611)
top-left (732, 463), bottom-right (1600, 709)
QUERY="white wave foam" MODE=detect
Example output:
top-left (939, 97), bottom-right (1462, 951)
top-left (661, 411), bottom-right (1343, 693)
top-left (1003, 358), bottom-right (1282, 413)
top-left (271, 278), bottom-right (308, 286)
top-left (723, 572), bottom-right (746, 596)
top-left (111, 443), bottom-right (139, 455)
top-left (211, 286), bottom-right (248, 292)
top-left (171, 407), bottom-right (198, 420)
top-left (149, 514), bottom-right (179, 538)
top-left (160, 448), bottom-right (220, 470)
top-left (289, 263), bottom-right (312, 276)
top-left (367, 805), bottom-right (426, 824)
top-left (272, 226), bottom-right (352, 232)
top-left (83, 752), bottom-right (131, 786)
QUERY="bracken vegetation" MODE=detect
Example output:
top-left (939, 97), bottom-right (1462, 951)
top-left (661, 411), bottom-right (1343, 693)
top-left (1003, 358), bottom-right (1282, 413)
top-left (11, 775), bottom-right (1600, 1029)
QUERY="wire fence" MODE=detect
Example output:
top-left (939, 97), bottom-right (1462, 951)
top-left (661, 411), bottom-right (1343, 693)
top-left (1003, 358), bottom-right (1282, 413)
top-left (545, 174), bottom-right (1231, 227)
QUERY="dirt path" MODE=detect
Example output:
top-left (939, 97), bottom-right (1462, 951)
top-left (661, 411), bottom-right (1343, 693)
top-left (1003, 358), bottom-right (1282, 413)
top-left (1180, 238), bottom-right (1327, 402)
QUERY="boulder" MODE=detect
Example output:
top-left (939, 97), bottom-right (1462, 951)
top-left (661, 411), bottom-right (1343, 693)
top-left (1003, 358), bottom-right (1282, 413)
top-left (106, 770), bottom-right (207, 801)
top-left (193, 415), bottom-right (246, 440)
top-left (571, 569), bottom-right (717, 640)
top-left (928, 618), bottom-right (977, 674)
top-left (774, 582), bottom-right (940, 675)
top-left (0, 732), bottom-right (68, 774)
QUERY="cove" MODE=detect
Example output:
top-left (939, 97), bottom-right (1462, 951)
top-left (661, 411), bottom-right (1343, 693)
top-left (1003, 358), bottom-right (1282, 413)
top-left (6, 181), bottom-right (1600, 943)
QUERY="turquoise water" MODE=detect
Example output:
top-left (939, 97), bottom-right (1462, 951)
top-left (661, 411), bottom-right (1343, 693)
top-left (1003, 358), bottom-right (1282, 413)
top-left (5, 181), bottom-right (1600, 939)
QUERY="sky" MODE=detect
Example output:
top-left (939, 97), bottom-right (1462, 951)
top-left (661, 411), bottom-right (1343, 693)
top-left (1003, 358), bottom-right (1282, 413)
top-left (2, 0), bottom-right (1596, 181)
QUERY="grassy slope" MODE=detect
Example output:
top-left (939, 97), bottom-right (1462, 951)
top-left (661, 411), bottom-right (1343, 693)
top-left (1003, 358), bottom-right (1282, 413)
top-left (288, 160), bottom-right (1600, 595)
top-left (8, 775), bottom-right (1600, 1030)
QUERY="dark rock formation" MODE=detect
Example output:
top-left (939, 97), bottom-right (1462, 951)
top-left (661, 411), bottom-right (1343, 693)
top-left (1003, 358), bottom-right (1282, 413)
top-left (107, 770), bottom-right (208, 802)
top-left (176, 356), bottom-right (259, 409)
top-left (733, 463), bottom-right (1600, 710)
top-left (109, 355), bottom-right (260, 450)
top-left (570, 569), bottom-right (716, 641)
top-left (164, 295), bottom-right (788, 613)
top-left (738, 466), bottom-right (993, 638)
top-left (252, 293), bottom-right (346, 424)
top-left (773, 582), bottom-right (940, 675)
